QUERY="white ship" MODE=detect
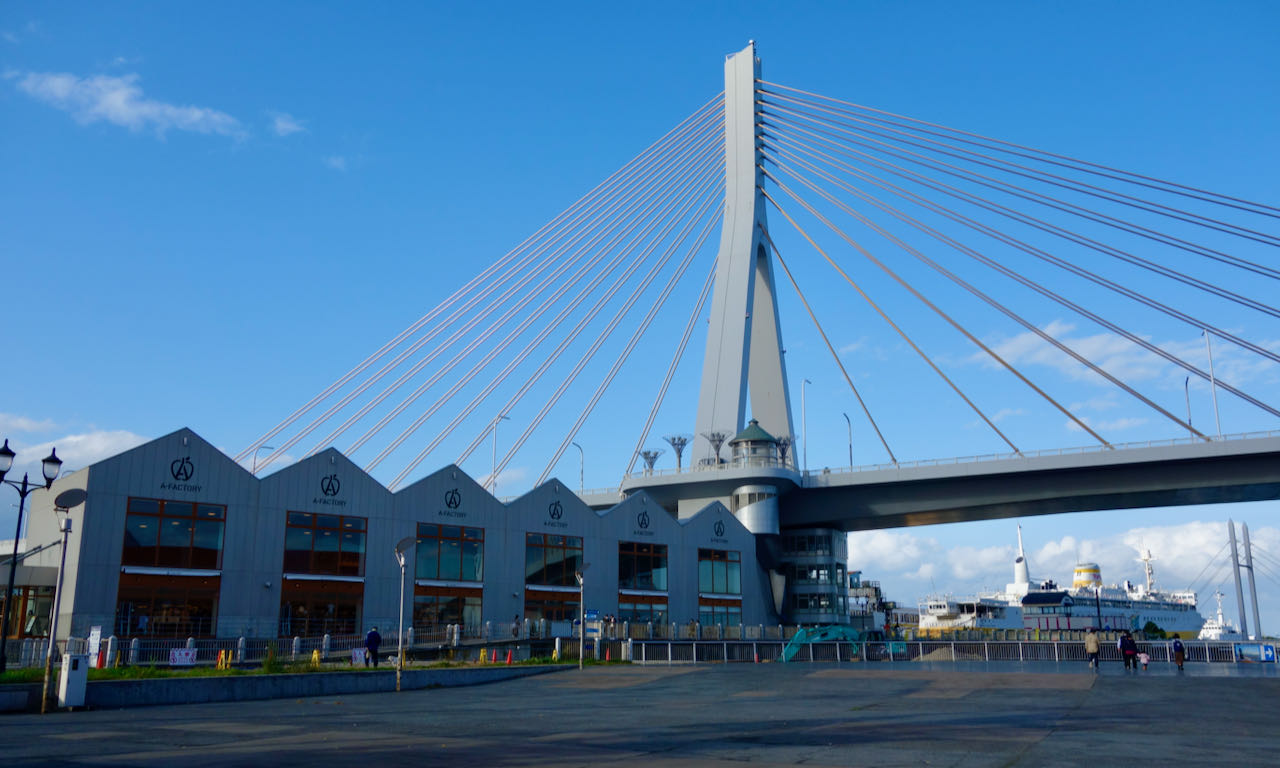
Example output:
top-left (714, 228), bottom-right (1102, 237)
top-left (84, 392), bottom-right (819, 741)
top-left (921, 527), bottom-right (1206, 636)
top-left (1197, 591), bottom-right (1244, 641)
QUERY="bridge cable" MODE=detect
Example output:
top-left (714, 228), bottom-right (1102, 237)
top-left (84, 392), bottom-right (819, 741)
top-left (760, 143), bottom-right (1210, 440)
top-left (758, 80), bottom-right (1280, 221)
top-left (762, 186), bottom-right (1013, 455)
top-left (761, 161), bottom-right (1114, 447)
top-left (757, 222), bottom-right (897, 463)
top-left (379, 140), bottom-right (726, 483)
top-left (479, 168), bottom-right (727, 489)
top-left (759, 90), bottom-right (1280, 250)
top-left (761, 108), bottom-right (1280, 311)
top-left (342, 118), bottom-right (726, 465)
top-left (385, 151), bottom-right (726, 486)
top-left (623, 260), bottom-right (718, 479)
top-left (759, 96), bottom-right (1280, 281)
top-left (759, 129), bottom-right (1280, 420)
top-left (238, 93), bottom-right (725, 469)
top-left (536, 192), bottom-right (723, 486)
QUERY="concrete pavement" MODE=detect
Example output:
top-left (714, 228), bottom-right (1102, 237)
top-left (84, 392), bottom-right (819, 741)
top-left (2, 661), bottom-right (1276, 766)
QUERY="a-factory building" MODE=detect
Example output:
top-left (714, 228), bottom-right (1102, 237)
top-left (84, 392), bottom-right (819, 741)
top-left (6, 426), bottom-right (851, 642)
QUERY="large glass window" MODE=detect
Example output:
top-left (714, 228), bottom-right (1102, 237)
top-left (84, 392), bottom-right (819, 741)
top-left (618, 541), bottom-right (668, 590)
top-left (2, 586), bottom-right (54, 638)
top-left (115, 573), bottom-right (220, 637)
top-left (698, 549), bottom-right (741, 594)
top-left (525, 533), bottom-right (583, 586)
top-left (278, 579), bottom-right (362, 637)
top-left (282, 512), bottom-right (366, 577)
top-left (416, 524), bottom-right (484, 581)
top-left (618, 596), bottom-right (668, 625)
top-left (523, 591), bottom-right (579, 622)
top-left (413, 587), bottom-right (482, 631)
top-left (122, 497), bottom-right (225, 570)
top-left (698, 599), bottom-right (742, 627)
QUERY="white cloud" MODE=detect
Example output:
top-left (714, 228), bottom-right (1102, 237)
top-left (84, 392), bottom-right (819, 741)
top-left (8, 429), bottom-right (147, 477)
top-left (323, 155), bottom-right (347, 171)
top-left (10, 70), bottom-right (244, 138)
top-left (270, 111), bottom-right (305, 137)
top-left (0, 413), bottom-right (58, 434)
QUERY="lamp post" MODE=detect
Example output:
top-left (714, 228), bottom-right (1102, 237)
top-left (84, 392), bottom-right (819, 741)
top-left (252, 445), bottom-right (275, 475)
top-left (571, 442), bottom-right (583, 494)
top-left (575, 563), bottom-right (591, 670)
top-left (842, 412), bottom-right (852, 468)
top-left (490, 415), bottom-right (510, 495)
top-left (0, 439), bottom-right (62, 674)
top-left (801, 379), bottom-right (811, 474)
top-left (1203, 330), bottom-right (1222, 438)
top-left (1184, 377), bottom-right (1192, 438)
top-left (393, 536), bottom-right (415, 692)
top-left (40, 515), bottom-right (72, 714)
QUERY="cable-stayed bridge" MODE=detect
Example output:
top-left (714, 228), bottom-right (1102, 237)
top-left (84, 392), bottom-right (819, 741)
top-left (237, 43), bottom-right (1280, 532)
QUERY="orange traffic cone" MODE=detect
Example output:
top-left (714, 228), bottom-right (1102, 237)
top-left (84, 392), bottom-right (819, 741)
top-left (491, 648), bottom-right (498, 663)
top-left (605, 647), bottom-right (611, 661)
top-left (754, 651), bottom-right (759, 663)
top-left (505, 649), bottom-right (513, 665)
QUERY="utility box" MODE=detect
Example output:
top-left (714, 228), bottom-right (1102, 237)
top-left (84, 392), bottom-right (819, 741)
top-left (58, 654), bottom-right (89, 708)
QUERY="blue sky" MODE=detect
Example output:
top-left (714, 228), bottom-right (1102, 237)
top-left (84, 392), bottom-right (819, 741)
top-left (3, 2), bottom-right (1279, 630)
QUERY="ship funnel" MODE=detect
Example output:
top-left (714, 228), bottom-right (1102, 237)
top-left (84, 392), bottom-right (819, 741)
top-left (1073, 562), bottom-right (1102, 590)
top-left (1013, 524), bottom-right (1030, 586)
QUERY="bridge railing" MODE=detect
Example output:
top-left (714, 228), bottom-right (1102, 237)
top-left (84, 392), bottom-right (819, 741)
top-left (619, 429), bottom-right (1280, 485)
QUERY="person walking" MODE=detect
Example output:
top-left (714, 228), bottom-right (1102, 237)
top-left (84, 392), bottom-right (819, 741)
top-left (1119, 631), bottom-right (1138, 670)
top-left (365, 626), bottom-right (382, 668)
top-left (1084, 628), bottom-right (1101, 670)
top-left (1172, 635), bottom-right (1186, 670)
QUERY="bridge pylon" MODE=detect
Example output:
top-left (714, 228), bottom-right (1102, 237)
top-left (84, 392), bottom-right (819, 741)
top-left (693, 41), bottom-right (795, 467)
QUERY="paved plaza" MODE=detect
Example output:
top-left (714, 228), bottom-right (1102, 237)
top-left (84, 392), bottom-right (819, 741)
top-left (2, 661), bottom-right (1277, 767)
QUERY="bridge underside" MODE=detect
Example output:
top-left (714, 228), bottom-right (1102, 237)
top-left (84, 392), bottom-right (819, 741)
top-left (782, 441), bottom-right (1280, 531)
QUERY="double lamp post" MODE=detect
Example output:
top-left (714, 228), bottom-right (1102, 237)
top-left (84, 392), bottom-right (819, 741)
top-left (0, 438), bottom-right (63, 674)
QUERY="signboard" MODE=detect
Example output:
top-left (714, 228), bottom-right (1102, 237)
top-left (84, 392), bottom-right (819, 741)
top-left (585, 609), bottom-right (600, 621)
top-left (1234, 643), bottom-right (1276, 663)
top-left (87, 626), bottom-right (102, 667)
top-left (169, 648), bottom-right (198, 666)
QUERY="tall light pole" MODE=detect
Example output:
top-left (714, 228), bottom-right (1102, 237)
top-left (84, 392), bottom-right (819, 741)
top-left (575, 563), bottom-right (591, 670)
top-left (393, 536), bottom-right (415, 692)
top-left (1184, 377), bottom-right (1192, 438)
top-left (490, 414), bottom-right (510, 495)
top-left (40, 515), bottom-right (72, 713)
top-left (801, 379), bottom-right (811, 474)
top-left (252, 445), bottom-right (275, 475)
top-left (842, 412), bottom-right (852, 467)
top-left (1204, 330), bottom-right (1222, 438)
top-left (571, 442), bottom-right (583, 494)
top-left (0, 439), bottom-right (62, 674)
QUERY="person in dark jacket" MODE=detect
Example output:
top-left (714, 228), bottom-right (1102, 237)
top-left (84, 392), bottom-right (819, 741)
top-left (1172, 635), bottom-right (1186, 670)
top-left (365, 626), bottom-right (382, 667)
top-left (1119, 631), bottom-right (1138, 670)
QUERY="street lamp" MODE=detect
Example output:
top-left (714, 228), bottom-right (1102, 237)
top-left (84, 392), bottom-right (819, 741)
top-left (40, 512), bottom-right (73, 714)
top-left (842, 412), bottom-right (852, 468)
top-left (252, 445), bottom-right (275, 475)
top-left (575, 563), bottom-right (591, 670)
top-left (571, 442), bottom-right (583, 494)
top-left (0, 439), bottom-right (62, 674)
top-left (490, 415), bottom-right (510, 495)
top-left (393, 536), bottom-right (415, 692)
top-left (801, 379), bottom-right (811, 474)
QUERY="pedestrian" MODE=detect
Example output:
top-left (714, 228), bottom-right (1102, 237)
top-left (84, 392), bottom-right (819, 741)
top-left (1172, 635), bottom-right (1186, 670)
top-left (365, 626), bottom-right (382, 668)
top-left (1119, 631), bottom-right (1138, 670)
top-left (1138, 651), bottom-right (1150, 671)
top-left (511, 614), bottom-right (520, 638)
top-left (1084, 627), bottom-right (1100, 669)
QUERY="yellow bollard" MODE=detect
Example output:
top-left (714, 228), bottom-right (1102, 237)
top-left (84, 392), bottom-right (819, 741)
top-left (216, 649), bottom-right (227, 670)
top-left (310, 649), bottom-right (321, 668)
top-left (551, 647), bottom-right (559, 662)
top-left (480, 648), bottom-right (487, 664)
